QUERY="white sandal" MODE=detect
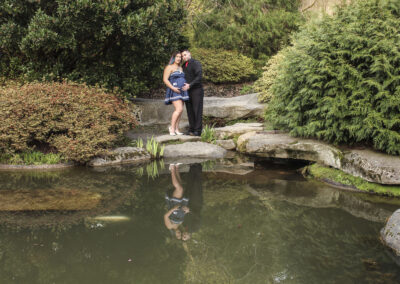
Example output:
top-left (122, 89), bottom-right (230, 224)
top-left (175, 130), bottom-right (183, 135)
top-left (168, 126), bottom-right (176, 136)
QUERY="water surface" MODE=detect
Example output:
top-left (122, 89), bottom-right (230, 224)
top-left (0, 160), bottom-right (399, 284)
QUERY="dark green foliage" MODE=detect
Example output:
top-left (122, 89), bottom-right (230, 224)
top-left (191, 48), bottom-right (257, 83)
top-left (192, 0), bottom-right (303, 59)
top-left (266, 0), bottom-right (400, 155)
top-left (0, 0), bottom-right (188, 96)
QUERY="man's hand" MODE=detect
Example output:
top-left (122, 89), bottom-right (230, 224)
top-left (172, 87), bottom-right (181, 94)
top-left (182, 83), bottom-right (190, 91)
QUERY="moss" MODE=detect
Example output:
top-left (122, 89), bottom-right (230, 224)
top-left (306, 164), bottom-right (400, 197)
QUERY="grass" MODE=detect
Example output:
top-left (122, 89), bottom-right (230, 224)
top-left (201, 124), bottom-right (217, 143)
top-left (0, 151), bottom-right (65, 165)
top-left (146, 136), bottom-right (165, 159)
top-left (306, 163), bottom-right (400, 197)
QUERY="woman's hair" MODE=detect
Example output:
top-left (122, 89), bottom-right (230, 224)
top-left (169, 51), bottom-right (180, 65)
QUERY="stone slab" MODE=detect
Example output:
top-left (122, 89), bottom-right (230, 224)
top-left (214, 122), bottom-right (264, 139)
top-left (381, 209), bottom-right (400, 257)
top-left (155, 134), bottom-right (201, 144)
top-left (215, 139), bottom-right (236, 150)
top-left (163, 142), bottom-right (227, 159)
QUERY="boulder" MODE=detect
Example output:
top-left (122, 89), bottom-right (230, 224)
top-left (381, 209), bottom-right (400, 257)
top-left (131, 93), bottom-right (265, 125)
top-left (342, 150), bottom-right (400, 185)
top-left (215, 139), bottom-right (236, 150)
top-left (88, 147), bottom-right (150, 167)
top-left (214, 122), bottom-right (264, 139)
top-left (204, 93), bottom-right (264, 120)
top-left (163, 142), bottom-right (227, 159)
top-left (237, 132), bottom-right (342, 169)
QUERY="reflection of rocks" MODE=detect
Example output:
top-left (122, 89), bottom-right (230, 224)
top-left (246, 181), bottom-right (395, 223)
top-left (0, 189), bottom-right (101, 211)
top-left (88, 147), bottom-right (150, 167)
top-left (237, 132), bottom-right (400, 185)
top-left (381, 209), bottom-right (400, 257)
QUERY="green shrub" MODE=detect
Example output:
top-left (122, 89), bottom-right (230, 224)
top-left (0, 82), bottom-right (137, 162)
top-left (191, 48), bottom-right (257, 84)
top-left (192, 0), bottom-right (303, 59)
top-left (266, 0), bottom-right (400, 155)
top-left (0, 0), bottom-right (188, 96)
top-left (254, 51), bottom-right (286, 103)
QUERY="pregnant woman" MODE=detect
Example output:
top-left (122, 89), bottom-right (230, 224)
top-left (163, 52), bottom-right (189, 135)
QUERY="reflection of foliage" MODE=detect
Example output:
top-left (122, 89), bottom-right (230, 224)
top-left (135, 160), bottom-right (166, 180)
top-left (200, 160), bottom-right (216, 171)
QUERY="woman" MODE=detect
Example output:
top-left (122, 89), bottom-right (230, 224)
top-left (163, 52), bottom-right (189, 135)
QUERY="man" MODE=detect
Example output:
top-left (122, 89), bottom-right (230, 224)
top-left (181, 50), bottom-right (203, 136)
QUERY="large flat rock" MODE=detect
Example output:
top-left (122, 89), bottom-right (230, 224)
top-left (155, 134), bottom-right (201, 144)
top-left (237, 132), bottom-right (400, 185)
top-left (342, 150), bottom-right (400, 185)
top-left (237, 132), bottom-right (342, 169)
top-left (214, 122), bottom-right (264, 139)
top-left (203, 93), bottom-right (264, 120)
top-left (381, 209), bottom-right (400, 257)
top-left (163, 142), bottom-right (227, 159)
top-left (131, 93), bottom-right (265, 125)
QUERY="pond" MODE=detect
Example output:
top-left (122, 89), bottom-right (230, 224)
top-left (0, 158), bottom-right (399, 284)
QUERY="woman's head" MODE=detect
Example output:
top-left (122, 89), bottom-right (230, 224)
top-left (169, 52), bottom-right (182, 65)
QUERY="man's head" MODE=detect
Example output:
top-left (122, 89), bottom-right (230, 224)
top-left (181, 50), bottom-right (191, 63)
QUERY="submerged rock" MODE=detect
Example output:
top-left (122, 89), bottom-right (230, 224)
top-left (88, 147), bottom-right (150, 167)
top-left (381, 209), bottom-right (400, 258)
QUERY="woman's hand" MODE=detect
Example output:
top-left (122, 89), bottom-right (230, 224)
top-left (172, 87), bottom-right (181, 94)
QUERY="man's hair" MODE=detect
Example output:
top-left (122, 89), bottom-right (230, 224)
top-left (181, 49), bottom-right (190, 54)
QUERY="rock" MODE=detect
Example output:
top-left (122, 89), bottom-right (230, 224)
top-left (342, 150), bottom-right (400, 185)
top-left (88, 147), bottom-right (150, 167)
top-left (204, 93), bottom-right (264, 120)
top-left (214, 122), bottom-right (264, 139)
top-left (237, 132), bottom-right (343, 169)
top-left (155, 134), bottom-right (201, 144)
top-left (163, 142), bottom-right (227, 159)
top-left (131, 93), bottom-right (265, 125)
top-left (381, 209), bottom-right (400, 257)
top-left (215, 139), bottom-right (236, 150)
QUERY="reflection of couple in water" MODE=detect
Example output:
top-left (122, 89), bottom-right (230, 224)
top-left (164, 163), bottom-right (203, 241)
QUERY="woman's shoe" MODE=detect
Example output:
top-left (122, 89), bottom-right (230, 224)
top-left (175, 129), bottom-right (183, 135)
top-left (168, 126), bottom-right (176, 136)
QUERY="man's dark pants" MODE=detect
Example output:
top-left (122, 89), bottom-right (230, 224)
top-left (185, 87), bottom-right (204, 135)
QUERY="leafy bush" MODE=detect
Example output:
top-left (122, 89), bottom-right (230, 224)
top-left (191, 48), bottom-right (257, 84)
top-left (0, 82), bottom-right (137, 162)
top-left (192, 0), bottom-right (303, 59)
top-left (0, 0), bottom-right (187, 96)
top-left (254, 51), bottom-right (286, 103)
top-left (266, 0), bottom-right (400, 155)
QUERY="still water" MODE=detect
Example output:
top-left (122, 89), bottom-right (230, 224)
top-left (0, 159), bottom-right (399, 284)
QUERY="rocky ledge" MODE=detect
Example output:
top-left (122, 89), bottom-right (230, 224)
top-left (237, 132), bottom-right (400, 185)
top-left (88, 147), bottom-right (151, 167)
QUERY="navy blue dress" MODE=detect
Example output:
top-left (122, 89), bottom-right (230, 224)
top-left (164, 70), bottom-right (189, 105)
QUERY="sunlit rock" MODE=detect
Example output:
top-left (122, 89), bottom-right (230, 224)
top-left (214, 122), bottom-right (263, 139)
top-left (163, 142), bottom-right (227, 159)
top-left (215, 139), bottom-right (236, 150)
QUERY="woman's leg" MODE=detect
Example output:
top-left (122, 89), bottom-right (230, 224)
top-left (171, 100), bottom-right (183, 132)
top-left (175, 100), bottom-right (184, 132)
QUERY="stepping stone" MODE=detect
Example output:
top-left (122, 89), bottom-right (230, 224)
top-left (214, 122), bottom-right (264, 139)
top-left (155, 134), bottom-right (201, 144)
top-left (163, 142), bottom-right (227, 159)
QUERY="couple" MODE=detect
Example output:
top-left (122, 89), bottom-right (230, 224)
top-left (163, 50), bottom-right (203, 136)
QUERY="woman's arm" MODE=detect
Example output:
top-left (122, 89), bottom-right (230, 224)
top-left (164, 205), bottom-right (179, 229)
top-left (163, 66), bottom-right (180, 93)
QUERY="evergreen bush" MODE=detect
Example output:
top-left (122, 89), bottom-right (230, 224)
top-left (0, 0), bottom-right (187, 96)
top-left (191, 48), bottom-right (257, 84)
top-left (192, 0), bottom-right (303, 59)
top-left (266, 0), bottom-right (400, 155)
top-left (254, 51), bottom-right (286, 103)
top-left (0, 82), bottom-right (137, 162)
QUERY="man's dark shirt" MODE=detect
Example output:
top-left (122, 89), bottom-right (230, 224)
top-left (182, 58), bottom-right (203, 90)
